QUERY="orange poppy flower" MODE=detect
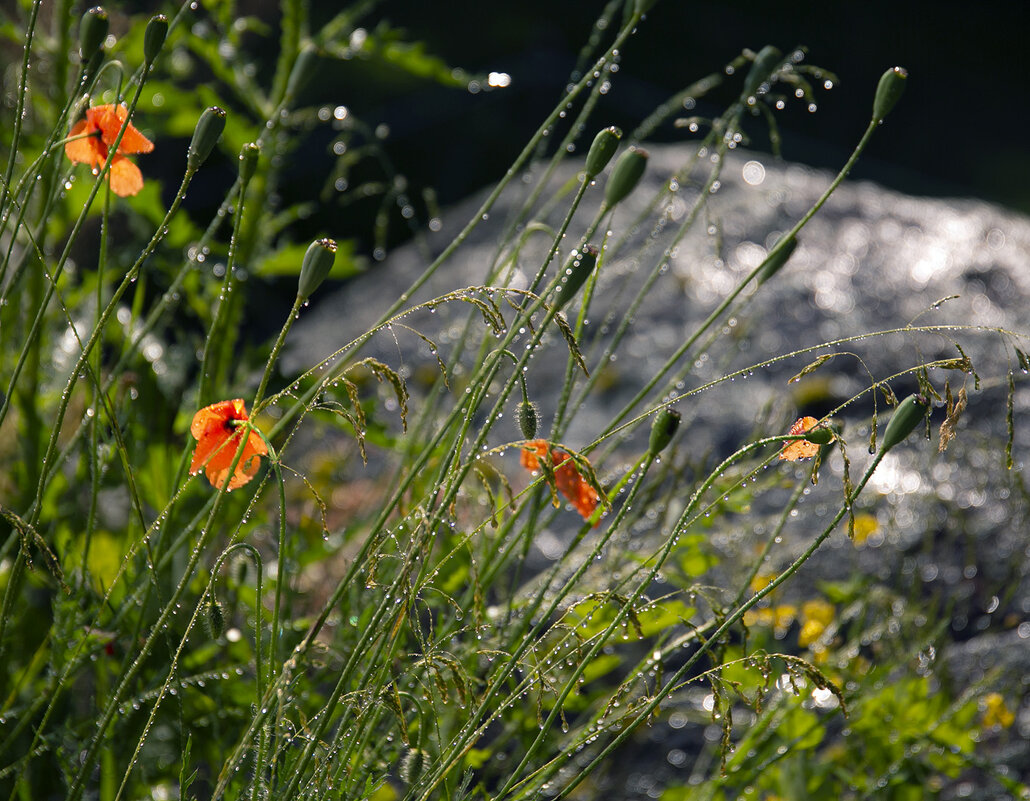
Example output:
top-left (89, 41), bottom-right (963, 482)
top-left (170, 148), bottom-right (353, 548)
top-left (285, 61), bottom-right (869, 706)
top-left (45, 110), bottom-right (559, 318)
top-left (64, 103), bottom-right (154, 197)
top-left (189, 399), bottom-right (268, 491)
top-left (521, 439), bottom-right (600, 525)
top-left (779, 416), bottom-right (820, 462)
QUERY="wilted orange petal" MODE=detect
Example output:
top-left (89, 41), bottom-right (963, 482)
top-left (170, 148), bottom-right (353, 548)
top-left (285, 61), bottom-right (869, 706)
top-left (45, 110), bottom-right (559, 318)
top-left (65, 119), bottom-right (101, 167)
top-left (108, 156), bottom-right (144, 197)
top-left (779, 416), bottom-right (820, 462)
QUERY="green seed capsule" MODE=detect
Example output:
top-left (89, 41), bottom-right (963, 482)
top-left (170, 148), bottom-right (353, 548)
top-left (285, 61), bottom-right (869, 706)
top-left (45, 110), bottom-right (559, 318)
top-left (553, 245), bottom-right (598, 311)
top-left (297, 238), bottom-right (338, 300)
top-left (584, 126), bottom-right (622, 179)
top-left (743, 45), bottom-right (783, 100)
top-left (238, 142), bottom-right (260, 185)
top-left (872, 66), bottom-right (908, 123)
top-left (143, 15), bottom-right (168, 64)
top-left (878, 394), bottom-right (929, 454)
top-left (79, 7), bottom-right (109, 62)
top-left (286, 44), bottom-right (319, 101)
top-left (604, 147), bottom-right (648, 209)
top-left (187, 106), bottom-right (227, 171)
top-left (648, 407), bottom-right (681, 455)
top-left (517, 400), bottom-right (539, 440)
top-left (756, 235), bottom-right (798, 286)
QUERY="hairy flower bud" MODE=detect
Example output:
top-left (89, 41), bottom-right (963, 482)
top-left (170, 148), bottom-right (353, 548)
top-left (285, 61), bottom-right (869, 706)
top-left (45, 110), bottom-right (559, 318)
top-left (79, 7), bottom-right (109, 62)
top-left (584, 126), bottom-right (622, 179)
top-left (187, 106), bottom-right (226, 171)
top-left (553, 245), bottom-right (598, 311)
top-left (297, 238), bottom-right (338, 300)
top-left (517, 400), bottom-right (539, 440)
top-left (648, 407), bottom-right (681, 455)
top-left (204, 599), bottom-right (225, 639)
top-left (879, 394), bottom-right (929, 454)
top-left (143, 15), bottom-right (168, 65)
top-left (872, 66), bottom-right (908, 123)
top-left (604, 147), bottom-right (648, 209)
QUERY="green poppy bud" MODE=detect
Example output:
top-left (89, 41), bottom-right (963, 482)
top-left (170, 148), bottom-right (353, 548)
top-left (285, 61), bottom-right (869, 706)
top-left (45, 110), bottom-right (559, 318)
top-left (756, 235), bottom-right (798, 286)
top-left (803, 424), bottom-right (834, 446)
top-left (553, 244), bottom-right (598, 311)
top-left (872, 66), bottom-right (908, 123)
top-left (648, 407), bottom-right (681, 455)
top-left (204, 599), bottom-right (225, 639)
top-left (187, 106), bottom-right (226, 171)
top-left (285, 43), bottom-right (319, 102)
top-left (143, 15), bottom-right (168, 65)
top-left (79, 7), bottom-right (109, 62)
top-left (584, 126), bottom-right (622, 179)
top-left (297, 238), bottom-right (338, 300)
top-left (517, 400), bottom-right (539, 440)
top-left (238, 142), bottom-right (260, 185)
top-left (604, 147), bottom-right (648, 209)
top-left (743, 45), bottom-right (783, 100)
top-left (878, 394), bottom-right (929, 454)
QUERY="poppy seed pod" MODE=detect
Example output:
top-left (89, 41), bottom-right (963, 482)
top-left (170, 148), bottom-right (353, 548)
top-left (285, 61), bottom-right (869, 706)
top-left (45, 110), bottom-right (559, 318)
top-left (297, 238), bottom-right (338, 300)
top-left (878, 394), bottom-right (929, 454)
top-left (756, 235), bottom-right (798, 286)
top-left (79, 7), bottom-right (109, 62)
top-left (604, 147), bottom-right (648, 209)
top-left (554, 245), bottom-right (598, 311)
top-left (742, 45), bottom-right (783, 100)
top-left (187, 106), bottom-right (226, 171)
top-left (517, 400), bottom-right (539, 440)
top-left (584, 126), bottom-right (622, 179)
top-left (648, 407), bottom-right (681, 455)
top-left (872, 66), bottom-right (908, 123)
top-left (143, 15), bottom-right (168, 65)
top-left (238, 142), bottom-right (260, 185)
top-left (286, 44), bottom-right (319, 101)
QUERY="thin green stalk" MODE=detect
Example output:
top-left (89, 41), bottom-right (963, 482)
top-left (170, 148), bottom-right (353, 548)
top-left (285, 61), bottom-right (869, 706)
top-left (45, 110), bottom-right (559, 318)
top-left (0, 0), bottom-right (41, 215)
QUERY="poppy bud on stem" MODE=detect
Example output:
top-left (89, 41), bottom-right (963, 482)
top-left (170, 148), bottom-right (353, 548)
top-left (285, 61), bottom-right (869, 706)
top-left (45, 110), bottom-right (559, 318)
top-left (756, 234), bottom-right (798, 286)
top-left (878, 394), bottom-right (929, 454)
top-left (297, 238), bottom-right (338, 300)
top-left (604, 147), bottom-right (648, 209)
top-left (584, 126), bottom-right (622, 180)
top-left (517, 400), bottom-right (539, 440)
top-left (238, 142), bottom-right (260, 185)
top-left (187, 106), bottom-right (226, 171)
top-left (79, 7), bottom-right (108, 62)
top-left (553, 245), bottom-right (598, 311)
top-left (143, 15), bottom-right (168, 65)
top-left (648, 407), bottom-right (681, 455)
top-left (872, 66), bottom-right (908, 123)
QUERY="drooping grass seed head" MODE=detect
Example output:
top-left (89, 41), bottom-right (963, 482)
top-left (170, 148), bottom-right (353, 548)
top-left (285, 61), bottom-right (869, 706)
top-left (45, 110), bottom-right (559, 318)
top-left (584, 126), bottom-right (622, 179)
top-left (298, 238), bottom-right (338, 300)
top-left (554, 245), bottom-right (599, 311)
top-left (187, 106), bottom-right (226, 171)
top-left (79, 7), bottom-right (108, 62)
top-left (873, 66), bottom-right (908, 123)
top-left (143, 15), bottom-right (168, 65)
top-left (604, 147), bottom-right (648, 209)
top-left (743, 45), bottom-right (783, 101)
top-left (648, 407), bottom-right (681, 455)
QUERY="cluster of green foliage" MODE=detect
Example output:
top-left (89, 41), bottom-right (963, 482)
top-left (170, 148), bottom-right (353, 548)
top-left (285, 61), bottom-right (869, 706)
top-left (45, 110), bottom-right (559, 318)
top-left (0, 1), bottom-right (1025, 800)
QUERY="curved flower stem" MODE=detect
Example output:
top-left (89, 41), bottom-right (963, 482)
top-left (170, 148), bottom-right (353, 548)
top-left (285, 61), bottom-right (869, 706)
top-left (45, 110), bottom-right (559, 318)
top-left (253, 295), bottom-right (304, 410)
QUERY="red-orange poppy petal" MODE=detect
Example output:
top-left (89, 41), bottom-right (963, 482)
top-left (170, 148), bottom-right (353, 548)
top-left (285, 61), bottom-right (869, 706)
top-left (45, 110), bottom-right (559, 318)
top-left (520, 439), bottom-right (549, 471)
top-left (779, 416), bottom-right (820, 462)
top-left (65, 119), bottom-right (101, 167)
top-left (189, 399), bottom-right (267, 490)
top-left (191, 399), bottom-right (247, 439)
top-left (108, 155), bottom-right (144, 197)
